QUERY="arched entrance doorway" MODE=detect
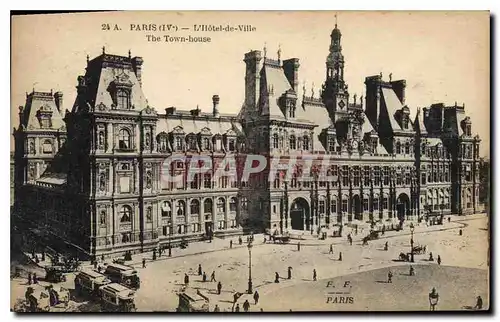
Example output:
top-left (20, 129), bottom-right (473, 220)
top-left (352, 195), bottom-right (362, 221)
top-left (290, 198), bottom-right (310, 231)
top-left (396, 193), bottom-right (411, 222)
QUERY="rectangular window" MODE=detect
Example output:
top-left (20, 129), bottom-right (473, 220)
top-left (342, 199), bottom-right (348, 212)
top-left (364, 167), bottom-right (370, 186)
top-left (228, 140), bottom-right (236, 152)
top-left (382, 197), bottom-right (388, 210)
top-left (363, 198), bottom-right (369, 211)
top-left (328, 138), bottom-right (335, 152)
top-left (332, 166), bottom-right (338, 187)
top-left (405, 172), bottom-right (411, 185)
top-left (383, 166), bottom-right (390, 186)
top-left (373, 198), bottom-right (379, 211)
top-left (119, 176), bottom-right (130, 193)
top-left (204, 173), bottom-right (212, 188)
top-left (319, 200), bottom-right (325, 214)
top-left (353, 167), bottom-right (360, 186)
top-left (331, 199), bottom-right (337, 213)
top-left (342, 166), bottom-right (349, 186)
top-left (421, 172), bottom-right (426, 184)
top-left (374, 167), bottom-right (380, 186)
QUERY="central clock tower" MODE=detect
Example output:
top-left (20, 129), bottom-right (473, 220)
top-left (321, 21), bottom-right (350, 122)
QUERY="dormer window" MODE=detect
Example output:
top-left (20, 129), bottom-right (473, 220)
top-left (273, 134), bottom-right (279, 149)
top-left (395, 141), bottom-right (401, 154)
top-left (303, 136), bottom-right (310, 150)
top-left (187, 134), bottom-right (197, 151)
top-left (117, 89), bottom-right (130, 109)
top-left (202, 137), bottom-right (210, 151)
top-left (175, 136), bottom-right (183, 151)
top-left (228, 139), bottom-right (236, 152)
top-left (402, 117), bottom-right (409, 129)
top-left (328, 136), bottom-right (335, 152)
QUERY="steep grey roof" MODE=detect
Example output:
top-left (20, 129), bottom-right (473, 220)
top-left (21, 92), bottom-right (65, 131)
top-left (260, 64), bottom-right (293, 118)
top-left (156, 114), bottom-right (243, 137)
top-left (380, 87), bottom-right (403, 132)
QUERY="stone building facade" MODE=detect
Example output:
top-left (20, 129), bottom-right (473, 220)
top-left (13, 24), bottom-right (481, 257)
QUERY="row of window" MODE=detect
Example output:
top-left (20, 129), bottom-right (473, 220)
top-left (273, 134), bottom-right (310, 150)
top-left (99, 198), bottom-right (242, 225)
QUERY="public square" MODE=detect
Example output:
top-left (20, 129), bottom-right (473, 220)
top-left (10, 214), bottom-right (489, 312)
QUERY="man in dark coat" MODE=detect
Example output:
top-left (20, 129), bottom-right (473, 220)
top-left (142, 258), bottom-right (146, 268)
top-left (230, 240), bottom-right (233, 248)
top-left (275, 272), bottom-right (280, 283)
top-left (239, 236), bottom-right (242, 245)
top-left (27, 272), bottom-right (32, 285)
top-left (235, 304), bottom-right (240, 312)
top-left (253, 290), bottom-right (260, 305)
top-left (243, 299), bottom-right (250, 312)
top-left (329, 244), bottom-right (334, 254)
top-left (475, 296), bottom-right (483, 310)
top-left (437, 255), bottom-right (441, 265)
top-left (33, 273), bottom-right (38, 284)
top-left (203, 272), bottom-right (207, 282)
top-left (210, 271), bottom-right (216, 282)
top-left (184, 273), bottom-right (189, 285)
top-left (213, 304), bottom-right (220, 312)
top-left (287, 266), bottom-right (292, 279)
top-left (387, 270), bottom-right (393, 283)
top-left (313, 269), bottom-right (317, 281)
top-left (338, 252), bottom-right (342, 261)
top-left (297, 242), bottom-right (301, 251)
top-left (198, 264), bottom-right (203, 276)
top-left (217, 281), bottom-right (222, 295)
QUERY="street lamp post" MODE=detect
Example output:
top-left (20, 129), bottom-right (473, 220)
top-left (410, 222), bottom-right (415, 262)
top-left (247, 241), bottom-right (253, 294)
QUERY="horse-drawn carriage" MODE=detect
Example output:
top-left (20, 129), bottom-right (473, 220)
top-left (412, 245), bottom-right (427, 255)
top-left (270, 235), bottom-right (290, 244)
top-left (399, 252), bottom-right (413, 262)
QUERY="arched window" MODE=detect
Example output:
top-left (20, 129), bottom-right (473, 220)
top-left (319, 197), bottom-right (326, 214)
top-left (230, 197), bottom-right (237, 212)
top-left (273, 133), bottom-right (279, 149)
top-left (202, 137), bottom-right (210, 151)
top-left (204, 199), bottom-right (213, 214)
top-left (217, 197), bottom-right (226, 214)
top-left (42, 139), bottom-right (53, 154)
top-left (120, 205), bottom-right (132, 222)
top-left (289, 135), bottom-right (296, 150)
top-left (405, 142), bottom-right (410, 154)
top-left (117, 89), bottom-right (130, 109)
top-left (303, 136), bottom-right (310, 150)
top-left (146, 206), bottom-right (153, 222)
top-left (118, 129), bottom-right (131, 149)
top-left (177, 200), bottom-right (186, 217)
top-left (161, 201), bottom-right (172, 217)
top-left (190, 199), bottom-right (200, 214)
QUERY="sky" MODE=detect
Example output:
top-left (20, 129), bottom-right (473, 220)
top-left (11, 11), bottom-right (490, 156)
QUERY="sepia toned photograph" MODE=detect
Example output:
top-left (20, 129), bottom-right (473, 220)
top-left (10, 11), bottom-right (490, 313)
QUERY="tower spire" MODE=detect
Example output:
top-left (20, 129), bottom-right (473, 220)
top-left (335, 13), bottom-right (338, 28)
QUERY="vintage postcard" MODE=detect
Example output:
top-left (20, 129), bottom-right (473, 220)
top-left (10, 11), bottom-right (490, 312)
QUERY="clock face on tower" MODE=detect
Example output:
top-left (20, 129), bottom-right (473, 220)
top-left (352, 140), bottom-right (358, 150)
top-left (338, 100), bottom-right (345, 109)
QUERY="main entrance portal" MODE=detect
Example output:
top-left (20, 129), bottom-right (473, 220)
top-left (290, 198), bottom-right (310, 231)
top-left (397, 193), bottom-right (411, 221)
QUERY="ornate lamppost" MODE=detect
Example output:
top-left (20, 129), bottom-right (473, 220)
top-left (429, 287), bottom-right (439, 311)
top-left (247, 241), bottom-right (253, 294)
top-left (410, 222), bottom-right (415, 262)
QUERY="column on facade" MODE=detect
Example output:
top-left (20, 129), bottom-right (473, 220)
top-left (106, 123), bottom-right (113, 153)
top-left (185, 198), bottom-right (191, 234)
top-left (134, 124), bottom-right (140, 151)
top-left (212, 196), bottom-right (217, 232)
top-left (171, 199), bottom-right (176, 238)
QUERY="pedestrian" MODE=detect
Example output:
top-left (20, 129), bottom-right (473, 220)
top-left (235, 304), bottom-right (240, 312)
top-left (152, 249), bottom-right (157, 261)
top-left (329, 244), bottom-right (334, 254)
top-left (101, 254), bottom-right (105, 262)
top-left (429, 252), bottom-right (434, 262)
top-left (437, 255), bottom-right (441, 265)
top-left (41, 251), bottom-right (45, 262)
top-left (243, 299), bottom-right (250, 312)
top-left (260, 308), bottom-right (264, 312)
top-left (210, 270), bottom-right (216, 282)
top-left (239, 236), bottom-right (242, 245)
top-left (387, 270), bottom-right (393, 283)
top-left (338, 252), bottom-right (342, 261)
top-left (214, 304), bottom-right (220, 312)
top-left (409, 265), bottom-right (415, 276)
top-left (297, 242), bottom-right (301, 251)
top-left (142, 258), bottom-right (146, 268)
top-left (198, 264), bottom-right (203, 276)
top-left (275, 272), bottom-right (280, 283)
top-left (253, 290), bottom-right (260, 305)
top-left (217, 281), bottom-right (222, 294)
top-left (168, 245), bottom-right (172, 257)
top-left (158, 248), bottom-right (162, 257)
top-left (230, 240), bottom-right (233, 249)
top-left (448, 217), bottom-right (451, 223)
top-left (475, 296), bottom-right (483, 310)
top-left (459, 229), bottom-right (463, 236)
top-left (184, 273), bottom-right (189, 285)
top-left (287, 266), bottom-right (292, 279)
top-left (384, 241), bottom-right (388, 251)
top-left (33, 273), bottom-right (38, 284)
top-left (34, 255), bottom-right (39, 264)
top-left (203, 272), bottom-right (207, 282)
top-left (27, 272), bottom-right (32, 285)
top-left (263, 237), bottom-right (266, 244)
top-left (313, 269), bottom-right (317, 281)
